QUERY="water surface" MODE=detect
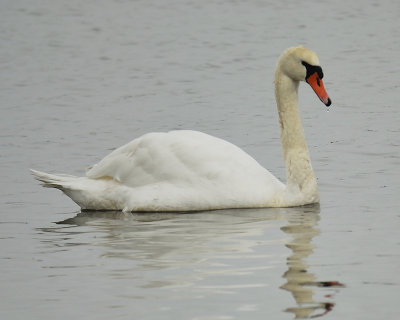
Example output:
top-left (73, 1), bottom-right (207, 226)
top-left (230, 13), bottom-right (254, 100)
top-left (1, 0), bottom-right (399, 319)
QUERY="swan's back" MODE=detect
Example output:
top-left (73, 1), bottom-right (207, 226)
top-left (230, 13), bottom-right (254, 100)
top-left (84, 130), bottom-right (284, 211)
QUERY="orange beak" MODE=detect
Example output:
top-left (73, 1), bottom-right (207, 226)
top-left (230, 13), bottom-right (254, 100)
top-left (306, 72), bottom-right (331, 106)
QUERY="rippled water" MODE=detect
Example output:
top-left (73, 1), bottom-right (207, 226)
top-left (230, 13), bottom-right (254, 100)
top-left (1, 0), bottom-right (399, 319)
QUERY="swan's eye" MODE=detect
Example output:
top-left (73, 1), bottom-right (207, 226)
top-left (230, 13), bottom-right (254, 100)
top-left (301, 61), bottom-right (324, 80)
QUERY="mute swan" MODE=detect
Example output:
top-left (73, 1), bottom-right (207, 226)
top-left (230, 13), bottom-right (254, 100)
top-left (32, 46), bottom-right (331, 212)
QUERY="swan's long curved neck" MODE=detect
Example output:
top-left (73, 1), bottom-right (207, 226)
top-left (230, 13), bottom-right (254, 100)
top-left (274, 68), bottom-right (319, 204)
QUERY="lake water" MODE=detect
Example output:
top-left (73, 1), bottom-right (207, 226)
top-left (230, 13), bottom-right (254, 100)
top-left (1, 0), bottom-right (399, 319)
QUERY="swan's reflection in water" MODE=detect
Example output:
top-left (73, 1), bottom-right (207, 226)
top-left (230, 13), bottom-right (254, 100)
top-left (40, 205), bottom-right (343, 319)
top-left (280, 205), bottom-right (344, 318)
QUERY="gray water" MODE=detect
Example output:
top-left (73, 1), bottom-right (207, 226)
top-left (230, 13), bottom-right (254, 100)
top-left (1, 0), bottom-right (399, 319)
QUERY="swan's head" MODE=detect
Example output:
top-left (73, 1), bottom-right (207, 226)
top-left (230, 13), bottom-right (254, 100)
top-left (278, 46), bottom-right (332, 106)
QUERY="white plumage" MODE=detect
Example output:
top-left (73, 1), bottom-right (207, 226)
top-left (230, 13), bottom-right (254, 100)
top-left (32, 46), bottom-right (331, 212)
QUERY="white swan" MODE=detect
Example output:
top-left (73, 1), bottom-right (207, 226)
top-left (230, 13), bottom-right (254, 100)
top-left (32, 46), bottom-right (331, 212)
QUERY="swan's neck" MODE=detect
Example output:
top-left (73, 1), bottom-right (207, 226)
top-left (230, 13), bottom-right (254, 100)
top-left (274, 68), bottom-right (319, 204)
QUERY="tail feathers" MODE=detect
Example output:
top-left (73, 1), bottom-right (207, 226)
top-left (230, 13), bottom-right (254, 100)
top-left (31, 169), bottom-right (125, 211)
top-left (30, 169), bottom-right (78, 190)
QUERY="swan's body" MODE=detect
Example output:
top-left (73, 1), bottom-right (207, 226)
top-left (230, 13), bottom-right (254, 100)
top-left (32, 46), bottom-right (331, 212)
